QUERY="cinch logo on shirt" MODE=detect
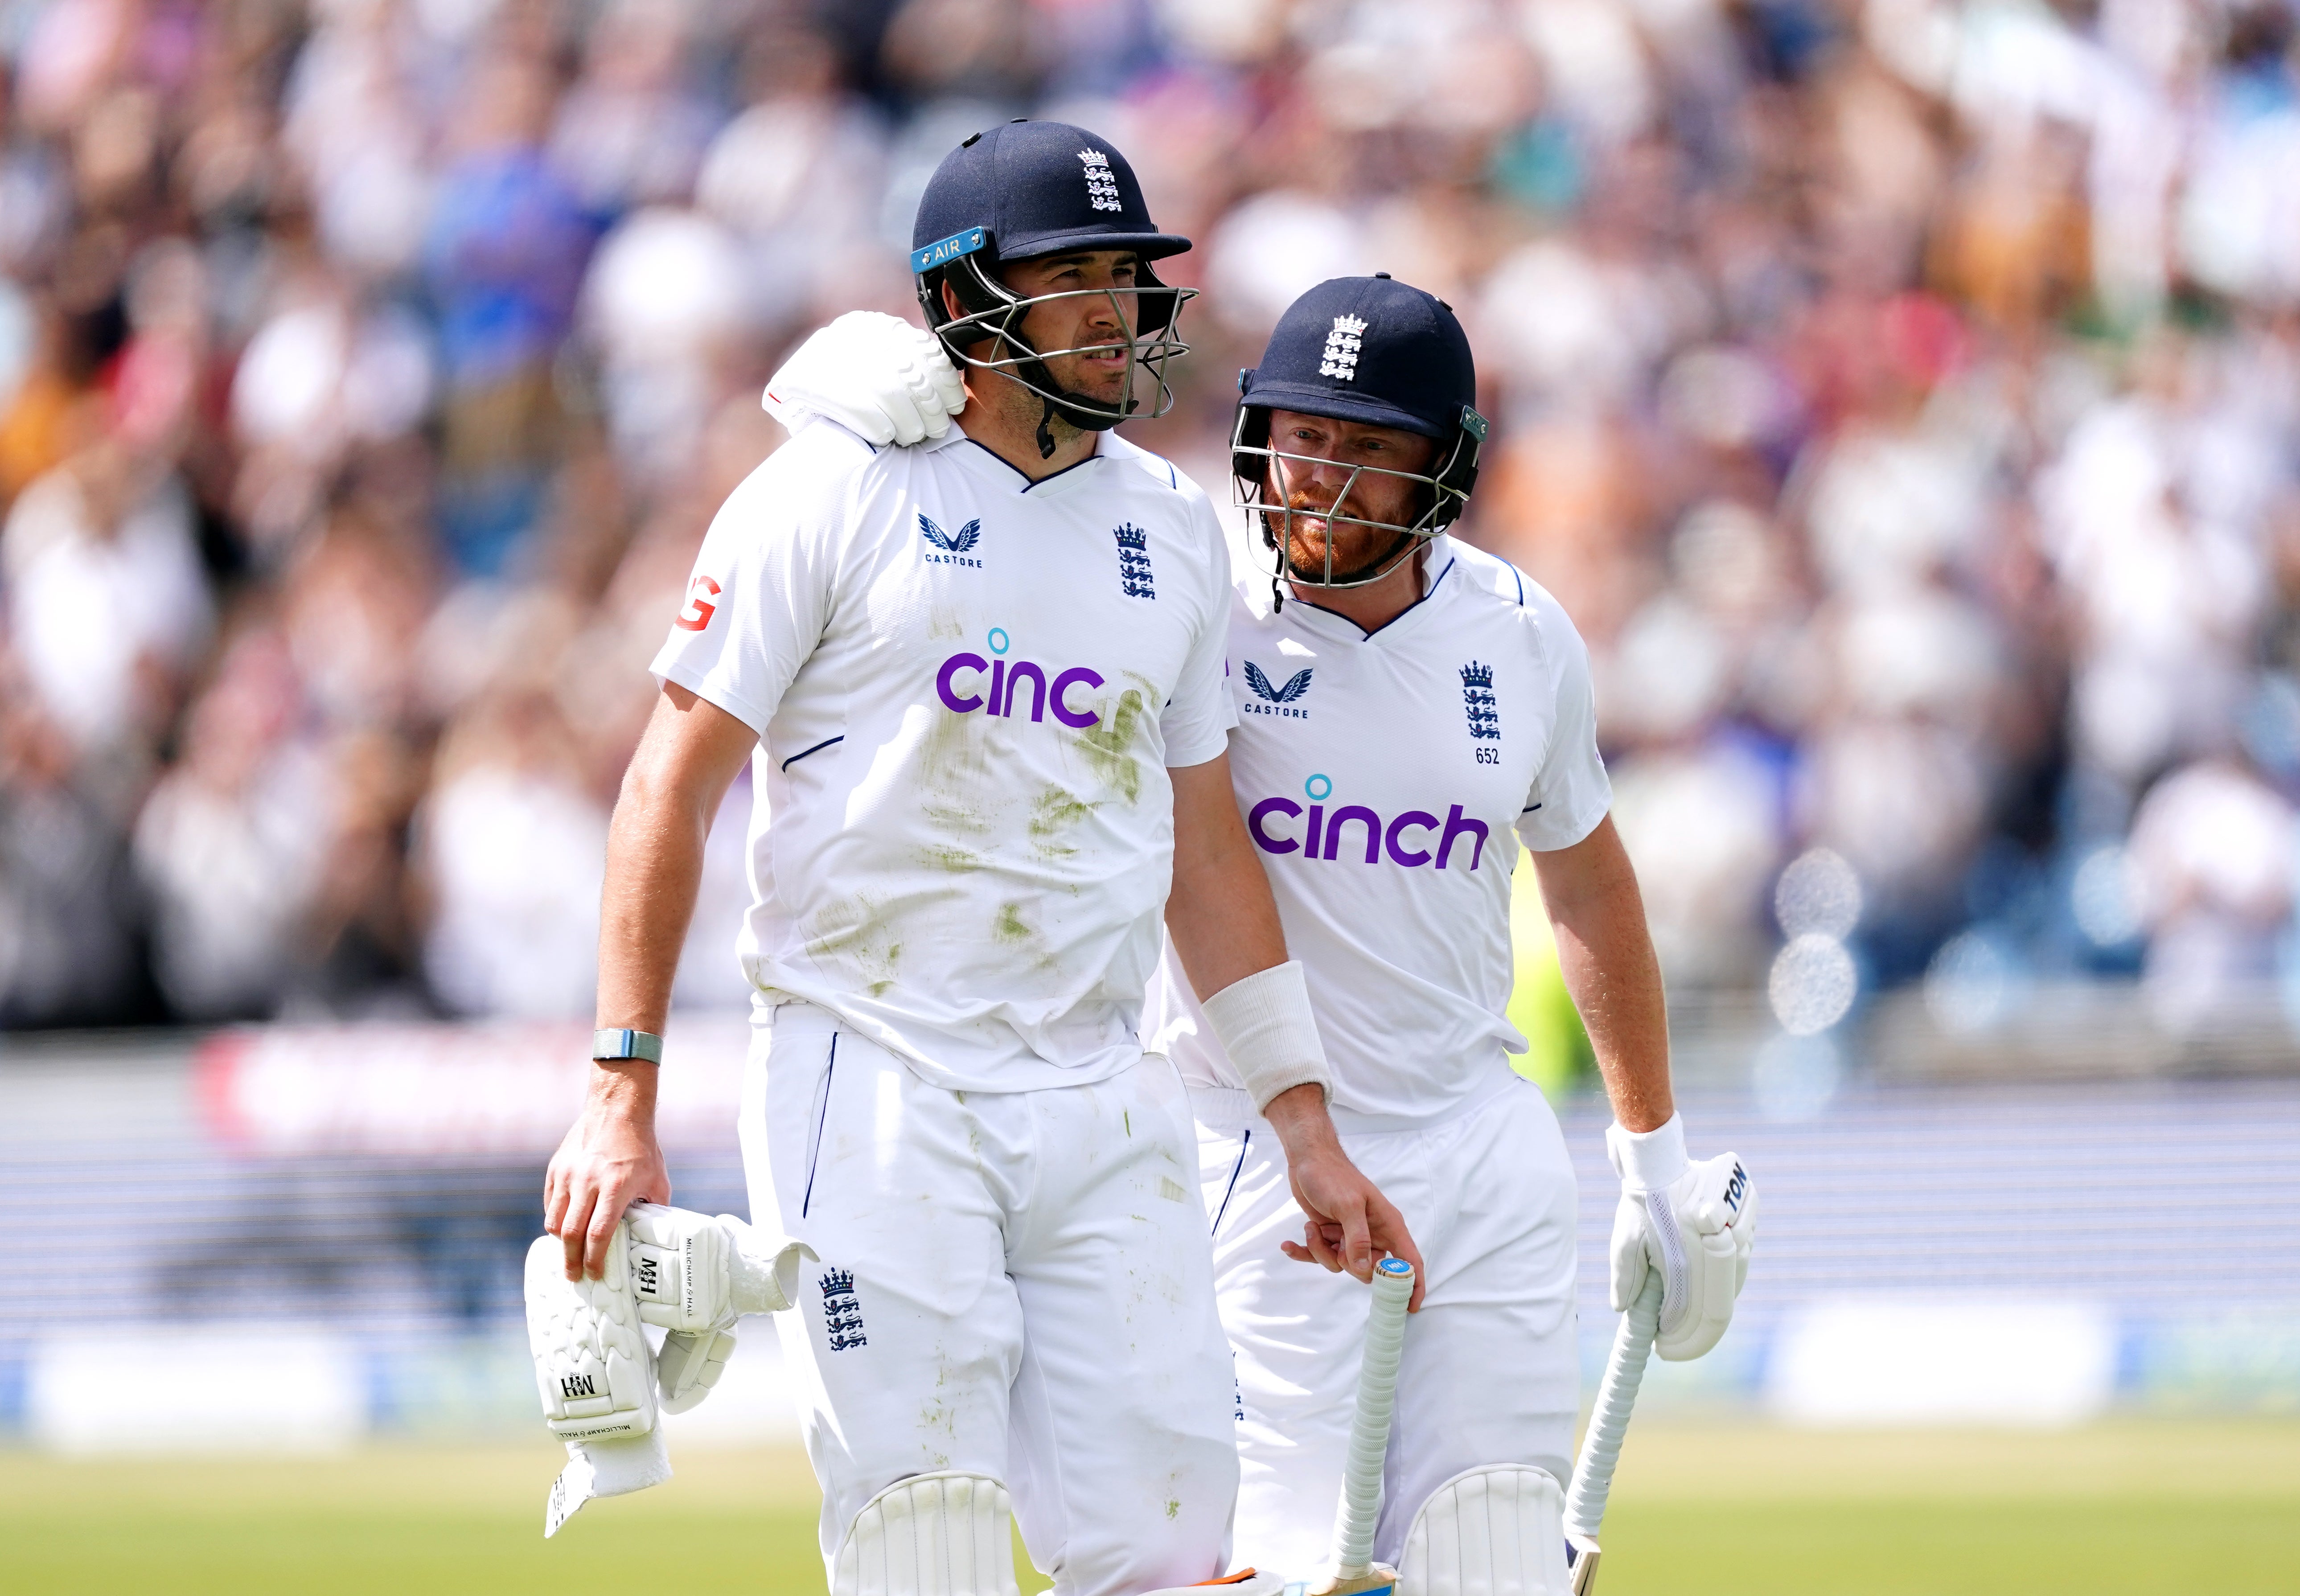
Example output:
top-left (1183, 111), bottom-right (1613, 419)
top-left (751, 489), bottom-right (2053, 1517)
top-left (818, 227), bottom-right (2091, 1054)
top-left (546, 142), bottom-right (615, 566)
top-left (936, 631), bottom-right (1105, 728)
top-left (1247, 791), bottom-right (1489, 870)
top-left (1241, 662), bottom-right (1312, 719)
top-left (920, 512), bottom-right (983, 567)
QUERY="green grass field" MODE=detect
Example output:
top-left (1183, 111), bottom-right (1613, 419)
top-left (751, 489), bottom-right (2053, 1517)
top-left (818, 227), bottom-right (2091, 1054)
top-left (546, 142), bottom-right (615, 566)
top-left (3, 1421), bottom-right (2296, 1595)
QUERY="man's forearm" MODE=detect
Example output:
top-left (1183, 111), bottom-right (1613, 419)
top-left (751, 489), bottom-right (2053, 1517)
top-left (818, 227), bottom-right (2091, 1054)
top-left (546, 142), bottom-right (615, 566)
top-left (1554, 910), bottom-right (1672, 1131)
top-left (1164, 856), bottom-right (1287, 998)
top-left (551, 685), bottom-right (750, 1275)
top-left (1537, 819), bottom-right (1673, 1132)
top-left (1165, 757), bottom-right (1289, 998)
top-left (595, 771), bottom-right (713, 1040)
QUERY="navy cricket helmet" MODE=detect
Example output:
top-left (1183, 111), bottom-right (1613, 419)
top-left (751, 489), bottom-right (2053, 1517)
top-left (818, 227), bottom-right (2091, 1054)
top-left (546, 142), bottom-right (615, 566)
top-left (1232, 275), bottom-right (1490, 587)
top-left (912, 120), bottom-right (1196, 447)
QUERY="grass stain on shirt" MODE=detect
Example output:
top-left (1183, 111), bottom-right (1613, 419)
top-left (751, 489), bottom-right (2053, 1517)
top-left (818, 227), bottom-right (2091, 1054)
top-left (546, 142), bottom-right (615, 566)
top-left (1076, 688), bottom-right (1147, 804)
top-left (1028, 784), bottom-right (1096, 858)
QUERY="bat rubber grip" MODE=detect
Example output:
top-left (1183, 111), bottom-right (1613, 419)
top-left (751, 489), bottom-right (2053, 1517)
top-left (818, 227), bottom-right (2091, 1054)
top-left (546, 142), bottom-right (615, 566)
top-left (1332, 1258), bottom-right (1415, 1580)
top-left (1563, 1270), bottom-right (1663, 1544)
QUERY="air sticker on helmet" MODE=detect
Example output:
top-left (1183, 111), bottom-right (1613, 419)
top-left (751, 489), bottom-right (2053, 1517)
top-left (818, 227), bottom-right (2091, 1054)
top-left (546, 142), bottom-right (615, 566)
top-left (911, 227), bottom-right (988, 275)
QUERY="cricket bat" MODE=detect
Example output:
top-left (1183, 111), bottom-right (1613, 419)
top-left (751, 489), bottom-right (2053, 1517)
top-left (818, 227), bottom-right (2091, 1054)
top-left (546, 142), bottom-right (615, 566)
top-left (1314, 1256), bottom-right (1415, 1596)
top-left (1561, 1270), bottom-right (1665, 1596)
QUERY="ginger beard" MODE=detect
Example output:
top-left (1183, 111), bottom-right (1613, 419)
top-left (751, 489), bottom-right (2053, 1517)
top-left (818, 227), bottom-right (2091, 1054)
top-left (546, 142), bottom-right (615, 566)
top-left (1263, 413), bottom-right (1439, 587)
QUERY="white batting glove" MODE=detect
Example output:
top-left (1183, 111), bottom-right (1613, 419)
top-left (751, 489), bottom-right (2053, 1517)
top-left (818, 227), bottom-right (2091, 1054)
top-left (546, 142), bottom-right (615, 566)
top-left (763, 310), bottom-right (965, 445)
top-left (525, 1222), bottom-right (670, 1536)
top-left (1606, 1116), bottom-right (1756, 1362)
top-left (624, 1203), bottom-right (812, 1413)
top-left (526, 1224), bottom-right (657, 1443)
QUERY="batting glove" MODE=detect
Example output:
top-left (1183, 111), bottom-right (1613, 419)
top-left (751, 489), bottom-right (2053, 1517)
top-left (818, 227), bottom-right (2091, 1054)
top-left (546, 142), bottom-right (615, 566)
top-left (764, 310), bottom-right (965, 446)
top-left (1606, 1115), bottom-right (1757, 1362)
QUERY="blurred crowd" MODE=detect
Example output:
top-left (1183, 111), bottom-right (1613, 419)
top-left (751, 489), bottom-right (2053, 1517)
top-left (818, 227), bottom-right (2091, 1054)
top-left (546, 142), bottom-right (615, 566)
top-left (3, 0), bottom-right (2299, 1039)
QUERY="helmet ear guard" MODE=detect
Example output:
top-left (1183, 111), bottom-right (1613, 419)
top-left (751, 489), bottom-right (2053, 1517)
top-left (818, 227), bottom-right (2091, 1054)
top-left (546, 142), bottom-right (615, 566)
top-left (1128, 258), bottom-right (1184, 341)
top-left (919, 248), bottom-right (1019, 361)
top-left (1230, 380), bottom-right (1274, 492)
top-left (1428, 402), bottom-right (1488, 532)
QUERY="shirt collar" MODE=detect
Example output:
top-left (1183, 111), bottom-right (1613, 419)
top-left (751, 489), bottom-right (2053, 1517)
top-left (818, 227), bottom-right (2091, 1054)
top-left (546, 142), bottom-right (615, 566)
top-left (936, 419), bottom-right (1110, 498)
top-left (1265, 535), bottom-right (1461, 644)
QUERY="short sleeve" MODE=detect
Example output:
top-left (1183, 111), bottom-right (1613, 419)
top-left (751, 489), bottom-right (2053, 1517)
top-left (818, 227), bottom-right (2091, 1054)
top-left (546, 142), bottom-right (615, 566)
top-left (1160, 499), bottom-right (1242, 767)
top-left (649, 420), bottom-right (871, 734)
top-left (1516, 585), bottom-right (1612, 852)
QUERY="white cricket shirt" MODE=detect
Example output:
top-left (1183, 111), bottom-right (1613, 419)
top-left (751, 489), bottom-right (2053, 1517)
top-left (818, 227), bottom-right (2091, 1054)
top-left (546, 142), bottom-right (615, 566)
top-left (653, 418), bottom-right (1236, 1092)
top-left (1144, 535), bottom-right (1611, 1124)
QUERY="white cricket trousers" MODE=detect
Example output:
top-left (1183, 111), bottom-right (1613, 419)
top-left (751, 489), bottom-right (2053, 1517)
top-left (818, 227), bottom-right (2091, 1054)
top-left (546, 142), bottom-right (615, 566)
top-left (1193, 1075), bottom-right (1580, 1581)
top-left (743, 1004), bottom-right (1241, 1596)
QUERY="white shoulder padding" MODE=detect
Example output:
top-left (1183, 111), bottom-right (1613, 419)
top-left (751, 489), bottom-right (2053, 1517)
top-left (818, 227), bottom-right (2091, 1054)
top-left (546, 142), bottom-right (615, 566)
top-left (832, 1472), bottom-right (1020, 1596)
top-left (1400, 1466), bottom-right (1569, 1596)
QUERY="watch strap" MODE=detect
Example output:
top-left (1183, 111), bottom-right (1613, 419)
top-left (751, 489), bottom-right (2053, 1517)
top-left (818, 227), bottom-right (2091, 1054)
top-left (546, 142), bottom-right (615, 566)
top-left (592, 1028), bottom-right (665, 1064)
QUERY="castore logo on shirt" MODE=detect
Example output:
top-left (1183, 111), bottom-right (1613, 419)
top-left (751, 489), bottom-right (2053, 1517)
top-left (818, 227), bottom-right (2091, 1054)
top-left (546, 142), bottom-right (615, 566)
top-left (920, 512), bottom-right (984, 567)
top-left (1242, 662), bottom-right (1312, 718)
top-left (936, 627), bottom-right (1105, 729)
top-left (1247, 774), bottom-right (1489, 870)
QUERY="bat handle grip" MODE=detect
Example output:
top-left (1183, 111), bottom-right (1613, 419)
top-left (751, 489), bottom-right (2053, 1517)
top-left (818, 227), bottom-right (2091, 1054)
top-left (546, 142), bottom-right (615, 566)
top-left (1563, 1270), bottom-right (1663, 1544)
top-left (1331, 1257), bottom-right (1416, 1580)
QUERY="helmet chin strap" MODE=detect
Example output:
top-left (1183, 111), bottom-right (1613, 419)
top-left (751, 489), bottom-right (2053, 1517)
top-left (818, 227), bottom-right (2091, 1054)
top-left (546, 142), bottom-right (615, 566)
top-left (1021, 366), bottom-right (1128, 458)
top-left (1035, 370), bottom-right (1131, 455)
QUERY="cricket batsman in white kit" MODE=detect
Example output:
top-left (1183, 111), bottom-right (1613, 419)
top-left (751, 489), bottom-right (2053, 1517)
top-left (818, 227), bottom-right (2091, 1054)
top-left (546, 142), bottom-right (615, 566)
top-left (773, 273), bottom-right (1759, 1596)
top-left (538, 124), bottom-right (1420, 1596)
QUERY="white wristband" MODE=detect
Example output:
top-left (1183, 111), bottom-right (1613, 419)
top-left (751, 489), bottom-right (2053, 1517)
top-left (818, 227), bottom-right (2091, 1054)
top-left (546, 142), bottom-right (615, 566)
top-left (1201, 961), bottom-right (1332, 1113)
top-left (1606, 1112), bottom-right (1690, 1192)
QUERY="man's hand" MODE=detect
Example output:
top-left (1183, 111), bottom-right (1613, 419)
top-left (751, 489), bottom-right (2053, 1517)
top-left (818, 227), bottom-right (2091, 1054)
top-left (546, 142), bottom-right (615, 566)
top-left (1265, 1083), bottom-right (1426, 1310)
top-left (1606, 1119), bottom-right (1756, 1361)
top-left (762, 310), bottom-right (965, 445)
top-left (544, 1062), bottom-right (672, 1282)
